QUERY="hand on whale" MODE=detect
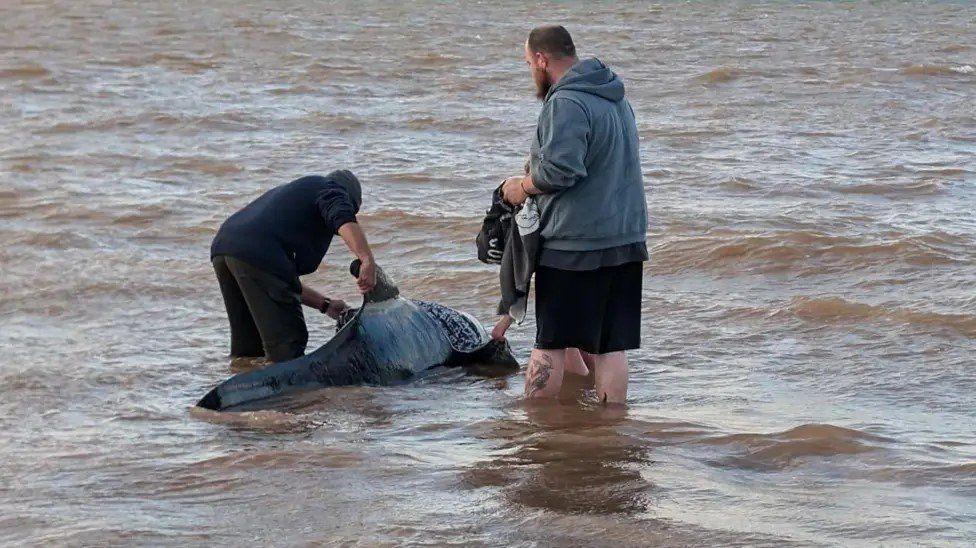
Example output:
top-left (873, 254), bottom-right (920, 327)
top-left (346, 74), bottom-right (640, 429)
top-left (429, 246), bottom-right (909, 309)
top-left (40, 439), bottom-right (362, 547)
top-left (196, 261), bottom-right (518, 411)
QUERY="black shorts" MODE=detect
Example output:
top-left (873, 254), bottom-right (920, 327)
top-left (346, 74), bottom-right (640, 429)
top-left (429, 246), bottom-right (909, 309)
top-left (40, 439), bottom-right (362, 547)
top-left (535, 261), bottom-right (643, 354)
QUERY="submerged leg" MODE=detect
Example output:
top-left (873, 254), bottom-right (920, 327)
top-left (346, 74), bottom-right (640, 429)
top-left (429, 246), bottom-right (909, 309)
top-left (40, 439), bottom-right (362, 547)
top-left (224, 256), bottom-right (308, 363)
top-left (213, 256), bottom-right (264, 358)
top-left (592, 351), bottom-right (628, 405)
top-left (564, 348), bottom-right (591, 376)
top-left (524, 348), bottom-right (566, 399)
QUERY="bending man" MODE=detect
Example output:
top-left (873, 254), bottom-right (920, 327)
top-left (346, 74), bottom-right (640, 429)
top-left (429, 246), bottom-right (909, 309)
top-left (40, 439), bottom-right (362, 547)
top-left (210, 170), bottom-right (377, 363)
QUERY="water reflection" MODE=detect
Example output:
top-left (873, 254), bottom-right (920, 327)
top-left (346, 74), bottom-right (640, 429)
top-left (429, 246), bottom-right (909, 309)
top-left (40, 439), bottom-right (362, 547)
top-left (465, 400), bottom-right (654, 515)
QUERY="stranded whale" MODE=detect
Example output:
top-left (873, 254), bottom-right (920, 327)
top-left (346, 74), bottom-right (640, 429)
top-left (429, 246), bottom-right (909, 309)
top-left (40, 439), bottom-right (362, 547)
top-left (196, 260), bottom-right (517, 411)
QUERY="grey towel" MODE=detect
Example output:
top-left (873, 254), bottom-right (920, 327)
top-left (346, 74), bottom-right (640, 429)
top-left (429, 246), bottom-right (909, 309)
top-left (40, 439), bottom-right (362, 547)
top-left (497, 196), bottom-right (544, 324)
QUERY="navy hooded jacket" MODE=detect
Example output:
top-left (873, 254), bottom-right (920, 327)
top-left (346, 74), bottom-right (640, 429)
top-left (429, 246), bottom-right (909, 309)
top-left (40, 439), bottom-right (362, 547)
top-left (210, 170), bottom-right (362, 289)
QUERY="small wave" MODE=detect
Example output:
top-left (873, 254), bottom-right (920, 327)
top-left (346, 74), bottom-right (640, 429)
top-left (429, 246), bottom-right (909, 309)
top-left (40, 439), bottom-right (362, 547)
top-left (383, 172), bottom-right (433, 184)
top-left (37, 120), bottom-right (127, 135)
top-left (265, 84), bottom-right (320, 96)
top-left (148, 474), bottom-right (242, 498)
top-left (363, 208), bottom-right (479, 233)
top-left (704, 424), bottom-right (886, 471)
top-left (304, 62), bottom-right (368, 79)
top-left (191, 447), bottom-right (363, 470)
top-left (0, 187), bottom-right (27, 201)
top-left (404, 115), bottom-right (500, 132)
top-left (639, 127), bottom-right (732, 140)
top-left (109, 203), bottom-right (179, 227)
top-left (35, 112), bottom-right (234, 134)
top-left (5, 197), bottom-right (117, 223)
top-left (0, 64), bottom-right (51, 79)
top-left (938, 44), bottom-right (970, 53)
top-left (147, 52), bottom-right (220, 73)
top-left (301, 111), bottom-right (368, 131)
top-left (34, 115), bottom-right (155, 135)
top-left (911, 167), bottom-right (969, 177)
top-left (794, 130), bottom-right (841, 137)
top-left (152, 27), bottom-right (182, 37)
top-left (900, 64), bottom-right (975, 77)
top-left (871, 462), bottom-right (976, 490)
top-left (12, 230), bottom-right (99, 250)
top-left (753, 35), bottom-right (789, 43)
top-left (775, 297), bottom-right (976, 338)
top-left (232, 18), bottom-right (259, 29)
top-left (408, 52), bottom-right (462, 67)
top-left (397, 269), bottom-right (496, 300)
top-left (228, 356), bottom-right (271, 373)
top-left (650, 230), bottom-right (964, 274)
top-left (694, 67), bottom-right (741, 84)
top-left (718, 176), bottom-right (761, 191)
top-left (940, 462), bottom-right (976, 474)
top-left (188, 406), bottom-right (317, 432)
top-left (164, 156), bottom-right (245, 176)
top-left (830, 180), bottom-right (943, 196)
top-left (184, 112), bottom-right (262, 131)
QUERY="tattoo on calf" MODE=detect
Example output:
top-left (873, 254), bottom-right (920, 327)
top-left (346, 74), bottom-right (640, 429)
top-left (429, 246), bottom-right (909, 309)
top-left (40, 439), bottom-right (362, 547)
top-left (526, 354), bottom-right (554, 396)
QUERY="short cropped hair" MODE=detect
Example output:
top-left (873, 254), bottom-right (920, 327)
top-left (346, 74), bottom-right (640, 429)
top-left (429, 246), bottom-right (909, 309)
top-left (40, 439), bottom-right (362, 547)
top-left (527, 25), bottom-right (576, 59)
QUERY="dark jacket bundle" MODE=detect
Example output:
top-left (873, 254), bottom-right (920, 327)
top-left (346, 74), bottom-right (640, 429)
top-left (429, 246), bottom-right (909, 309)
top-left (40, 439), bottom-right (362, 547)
top-left (477, 185), bottom-right (545, 324)
top-left (475, 186), bottom-right (512, 265)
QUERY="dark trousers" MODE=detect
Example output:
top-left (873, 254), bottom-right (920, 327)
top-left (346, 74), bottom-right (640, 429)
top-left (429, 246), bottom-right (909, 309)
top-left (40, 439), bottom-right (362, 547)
top-left (212, 255), bottom-right (307, 363)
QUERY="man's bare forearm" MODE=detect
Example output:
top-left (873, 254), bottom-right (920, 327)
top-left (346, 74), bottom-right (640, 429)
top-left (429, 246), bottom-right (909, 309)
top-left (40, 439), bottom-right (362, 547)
top-left (337, 222), bottom-right (374, 262)
top-left (300, 283), bottom-right (328, 310)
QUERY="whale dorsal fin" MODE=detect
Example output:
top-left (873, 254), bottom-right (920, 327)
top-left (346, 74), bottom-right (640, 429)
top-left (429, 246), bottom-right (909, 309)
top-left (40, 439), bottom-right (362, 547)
top-left (350, 259), bottom-right (400, 303)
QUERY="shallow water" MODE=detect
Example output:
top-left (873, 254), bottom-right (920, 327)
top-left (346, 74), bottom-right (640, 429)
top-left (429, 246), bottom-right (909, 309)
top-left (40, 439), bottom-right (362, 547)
top-left (2, 0), bottom-right (975, 545)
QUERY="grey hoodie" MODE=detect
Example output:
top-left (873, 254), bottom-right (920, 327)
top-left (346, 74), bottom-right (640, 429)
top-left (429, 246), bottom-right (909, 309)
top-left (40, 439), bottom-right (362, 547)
top-left (529, 58), bottom-right (647, 252)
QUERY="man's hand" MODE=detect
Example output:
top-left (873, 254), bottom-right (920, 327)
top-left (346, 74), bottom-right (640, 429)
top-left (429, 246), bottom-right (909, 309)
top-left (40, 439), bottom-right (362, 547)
top-left (323, 298), bottom-right (349, 320)
top-left (502, 176), bottom-right (529, 206)
top-left (337, 222), bottom-right (378, 294)
top-left (492, 315), bottom-right (514, 341)
top-left (357, 257), bottom-right (377, 294)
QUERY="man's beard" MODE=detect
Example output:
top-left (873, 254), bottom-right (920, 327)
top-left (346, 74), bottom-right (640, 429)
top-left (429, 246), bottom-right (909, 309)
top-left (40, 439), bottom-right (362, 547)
top-left (534, 68), bottom-right (552, 100)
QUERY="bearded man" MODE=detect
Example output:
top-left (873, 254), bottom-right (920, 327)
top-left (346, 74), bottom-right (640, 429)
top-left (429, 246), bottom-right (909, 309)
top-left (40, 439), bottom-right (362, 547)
top-left (500, 25), bottom-right (648, 404)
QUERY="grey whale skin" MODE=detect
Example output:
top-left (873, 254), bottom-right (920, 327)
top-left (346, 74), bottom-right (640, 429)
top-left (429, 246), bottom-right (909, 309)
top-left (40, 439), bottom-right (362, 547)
top-left (197, 261), bottom-right (518, 411)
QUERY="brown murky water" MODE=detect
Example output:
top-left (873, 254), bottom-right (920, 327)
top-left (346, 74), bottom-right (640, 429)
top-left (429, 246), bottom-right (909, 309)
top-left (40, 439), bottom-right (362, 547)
top-left (2, 1), bottom-right (975, 545)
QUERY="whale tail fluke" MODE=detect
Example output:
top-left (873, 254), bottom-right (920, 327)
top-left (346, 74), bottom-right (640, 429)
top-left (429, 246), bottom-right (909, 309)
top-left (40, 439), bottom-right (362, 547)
top-left (196, 387), bottom-right (222, 410)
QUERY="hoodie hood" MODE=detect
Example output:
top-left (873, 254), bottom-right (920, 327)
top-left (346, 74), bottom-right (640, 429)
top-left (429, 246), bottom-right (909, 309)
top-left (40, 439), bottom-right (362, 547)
top-left (329, 169), bottom-right (362, 213)
top-left (547, 57), bottom-right (625, 102)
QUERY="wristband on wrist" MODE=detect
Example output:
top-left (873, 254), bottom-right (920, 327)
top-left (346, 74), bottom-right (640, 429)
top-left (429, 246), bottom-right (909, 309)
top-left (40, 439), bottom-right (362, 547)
top-left (319, 297), bottom-right (332, 313)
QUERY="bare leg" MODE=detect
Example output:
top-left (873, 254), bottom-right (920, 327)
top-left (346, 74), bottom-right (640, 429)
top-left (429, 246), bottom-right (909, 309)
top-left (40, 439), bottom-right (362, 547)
top-left (564, 348), bottom-right (590, 376)
top-left (578, 349), bottom-right (598, 371)
top-left (524, 349), bottom-right (566, 399)
top-left (593, 351), bottom-right (628, 404)
top-left (558, 349), bottom-right (595, 400)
